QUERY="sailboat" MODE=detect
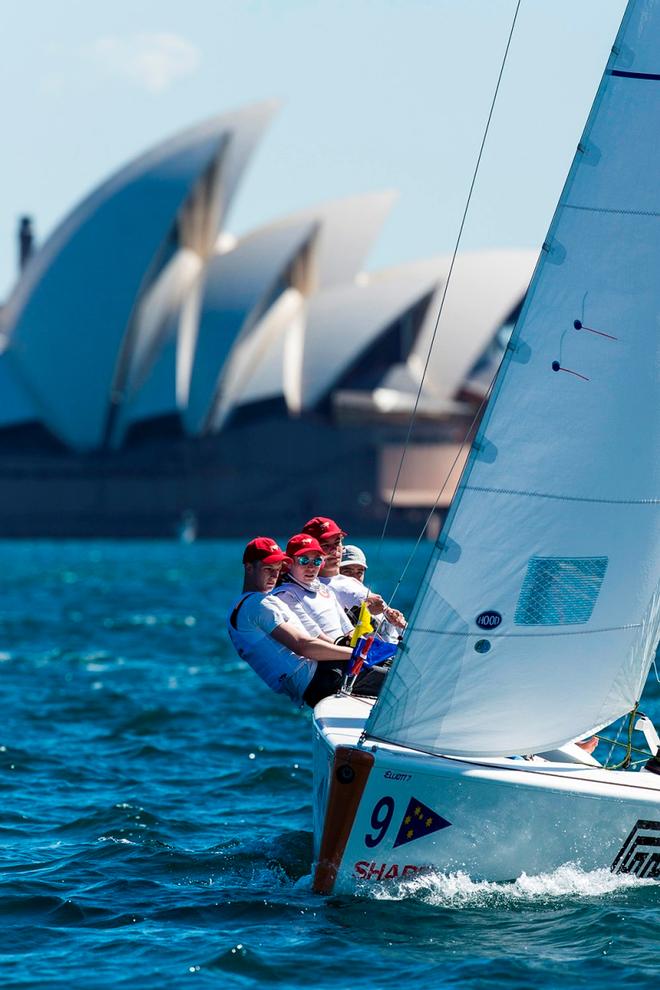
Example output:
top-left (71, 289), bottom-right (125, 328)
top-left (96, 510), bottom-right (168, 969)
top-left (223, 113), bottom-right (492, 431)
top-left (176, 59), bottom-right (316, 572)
top-left (312, 0), bottom-right (660, 894)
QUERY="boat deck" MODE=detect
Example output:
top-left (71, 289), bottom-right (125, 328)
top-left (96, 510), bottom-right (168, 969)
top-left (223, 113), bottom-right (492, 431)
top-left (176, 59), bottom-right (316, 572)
top-left (313, 693), bottom-right (660, 797)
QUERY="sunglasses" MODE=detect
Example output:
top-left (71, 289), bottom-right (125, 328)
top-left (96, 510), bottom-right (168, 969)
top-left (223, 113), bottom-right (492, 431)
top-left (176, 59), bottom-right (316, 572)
top-left (297, 555), bottom-right (324, 566)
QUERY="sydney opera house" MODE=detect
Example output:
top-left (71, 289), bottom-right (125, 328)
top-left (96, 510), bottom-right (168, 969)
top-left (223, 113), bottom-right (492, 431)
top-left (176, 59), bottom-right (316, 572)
top-left (0, 102), bottom-right (535, 537)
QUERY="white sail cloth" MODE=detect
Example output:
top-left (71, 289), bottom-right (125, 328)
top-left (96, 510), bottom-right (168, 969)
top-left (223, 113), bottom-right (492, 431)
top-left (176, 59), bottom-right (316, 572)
top-left (366, 0), bottom-right (660, 757)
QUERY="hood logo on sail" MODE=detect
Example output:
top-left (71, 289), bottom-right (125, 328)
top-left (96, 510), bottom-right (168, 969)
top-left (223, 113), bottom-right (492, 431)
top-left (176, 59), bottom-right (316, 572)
top-left (475, 610), bottom-right (502, 629)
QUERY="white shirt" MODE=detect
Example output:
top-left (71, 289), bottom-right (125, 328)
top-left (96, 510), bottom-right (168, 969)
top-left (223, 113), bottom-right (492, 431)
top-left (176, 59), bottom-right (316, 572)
top-left (227, 592), bottom-right (316, 704)
top-left (321, 573), bottom-right (366, 610)
top-left (273, 576), bottom-right (353, 640)
top-left (321, 573), bottom-right (400, 644)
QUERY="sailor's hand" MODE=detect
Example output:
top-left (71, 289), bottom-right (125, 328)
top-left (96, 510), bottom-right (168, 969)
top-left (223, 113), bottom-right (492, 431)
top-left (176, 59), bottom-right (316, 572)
top-left (365, 593), bottom-right (385, 615)
top-left (384, 607), bottom-right (406, 629)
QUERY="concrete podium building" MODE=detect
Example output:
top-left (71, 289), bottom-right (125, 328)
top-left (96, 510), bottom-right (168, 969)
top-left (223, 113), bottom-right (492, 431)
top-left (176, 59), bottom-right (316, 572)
top-left (0, 104), bottom-right (535, 537)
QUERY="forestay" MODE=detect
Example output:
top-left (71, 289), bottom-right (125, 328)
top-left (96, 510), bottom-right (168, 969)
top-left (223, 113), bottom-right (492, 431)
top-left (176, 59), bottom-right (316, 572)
top-left (366, 0), bottom-right (660, 757)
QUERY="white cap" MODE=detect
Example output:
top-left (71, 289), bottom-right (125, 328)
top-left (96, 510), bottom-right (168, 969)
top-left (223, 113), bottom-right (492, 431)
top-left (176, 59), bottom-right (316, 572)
top-left (340, 544), bottom-right (367, 569)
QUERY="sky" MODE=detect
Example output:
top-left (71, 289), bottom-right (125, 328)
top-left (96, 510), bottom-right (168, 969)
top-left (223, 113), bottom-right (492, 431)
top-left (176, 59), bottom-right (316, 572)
top-left (1, 0), bottom-right (628, 299)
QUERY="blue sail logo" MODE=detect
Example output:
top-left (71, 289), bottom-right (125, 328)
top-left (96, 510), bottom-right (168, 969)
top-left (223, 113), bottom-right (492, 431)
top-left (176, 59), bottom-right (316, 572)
top-left (475, 610), bottom-right (502, 630)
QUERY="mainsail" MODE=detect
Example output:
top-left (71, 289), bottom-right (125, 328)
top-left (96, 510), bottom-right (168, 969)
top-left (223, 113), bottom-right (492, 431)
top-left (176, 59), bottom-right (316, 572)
top-left (366, 0), bottom-right (660, 757)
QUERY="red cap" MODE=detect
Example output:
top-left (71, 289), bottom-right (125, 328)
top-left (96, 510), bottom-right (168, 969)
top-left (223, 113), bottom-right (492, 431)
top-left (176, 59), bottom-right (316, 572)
top-left (286, 534), bottom-right (326, 558)
top-left (301, 516), bottom-right (346, 541)
top-left (242, 537), bottom-right (289, 565)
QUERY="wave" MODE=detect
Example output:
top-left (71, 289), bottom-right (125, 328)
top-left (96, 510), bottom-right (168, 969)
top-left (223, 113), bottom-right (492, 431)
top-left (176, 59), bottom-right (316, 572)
top-left (367, 863), bottom-right (657, 906)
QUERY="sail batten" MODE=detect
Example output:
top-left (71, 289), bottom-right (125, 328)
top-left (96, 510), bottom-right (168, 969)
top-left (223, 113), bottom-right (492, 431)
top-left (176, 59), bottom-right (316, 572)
top-left (365, 0), bottom-right (660, 757)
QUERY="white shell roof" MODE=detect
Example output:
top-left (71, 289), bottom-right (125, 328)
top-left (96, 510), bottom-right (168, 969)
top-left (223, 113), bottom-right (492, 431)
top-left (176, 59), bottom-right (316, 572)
top-left (300, 259), bottom-right (443, 410)
top-left (221, 250), bottom-right (535, 423)
top-left (182, 191), bottom-right (396, 426)
top-left (183, 190), bottom-right (398, 435)
top-left (248, 190), bottom-right (397, 291)
top-left (183, 218), bottom-right (317, 435)
top-left (111, 248), bottom-right (203, 446)
top-left (124, 248), bottom-right (204, 399)
top-left (214, 298), bottom-right (303, 422)
top-left (405, 248), bottom-right (537, 401)
top-left (0, 102), bottom-right (537, 453)
top-left (208, 287), bottom-right (306, 431)
top-left (2, 103), bottom-right (276, 452)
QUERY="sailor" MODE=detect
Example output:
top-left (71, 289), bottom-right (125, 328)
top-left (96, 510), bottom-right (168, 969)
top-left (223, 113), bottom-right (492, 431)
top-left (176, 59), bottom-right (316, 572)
top-left (339, 543), bottom-right (369, 584)
top-left (340, 543), bottom-right (407, 640)
top-left (272, 534), bottom-right (353, 641)
top-left (270, 532), bottom-right (389, 705)
top-left (227, 537), bottom-right (354, 707)
top-left (301, 517), bottom-right (406, 632)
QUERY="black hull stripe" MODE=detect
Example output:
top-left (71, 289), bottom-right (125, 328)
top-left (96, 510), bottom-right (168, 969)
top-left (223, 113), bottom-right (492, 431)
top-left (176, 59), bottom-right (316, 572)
top-left (609, 69), bottom-right (660, 80)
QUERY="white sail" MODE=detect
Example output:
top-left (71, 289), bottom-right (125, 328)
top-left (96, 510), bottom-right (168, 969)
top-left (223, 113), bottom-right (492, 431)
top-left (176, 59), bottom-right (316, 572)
top-left (366, 0), bottom-right (660, 757)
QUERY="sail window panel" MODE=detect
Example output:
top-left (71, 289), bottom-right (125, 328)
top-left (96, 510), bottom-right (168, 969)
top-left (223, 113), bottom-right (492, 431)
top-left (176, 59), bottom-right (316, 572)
top-left (514, 556), bottom-right (608, 626)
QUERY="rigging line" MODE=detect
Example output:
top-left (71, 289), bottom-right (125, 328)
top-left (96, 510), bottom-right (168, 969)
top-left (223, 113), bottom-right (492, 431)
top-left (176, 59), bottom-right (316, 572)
top-left (608, 704), bottom-right (639, 771)
top-left (597, 736), bottom-right (651, 761)
top-left (375, 0), bottom-right (523, 561)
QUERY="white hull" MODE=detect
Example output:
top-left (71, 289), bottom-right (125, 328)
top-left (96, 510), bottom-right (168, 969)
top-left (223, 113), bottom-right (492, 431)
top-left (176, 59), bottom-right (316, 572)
top-left (312, 695), bottom-right (660, 894)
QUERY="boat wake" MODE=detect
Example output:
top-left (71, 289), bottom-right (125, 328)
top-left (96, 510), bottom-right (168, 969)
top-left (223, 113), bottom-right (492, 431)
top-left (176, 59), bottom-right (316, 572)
top-left (367, 863), bottom-right (656, 906)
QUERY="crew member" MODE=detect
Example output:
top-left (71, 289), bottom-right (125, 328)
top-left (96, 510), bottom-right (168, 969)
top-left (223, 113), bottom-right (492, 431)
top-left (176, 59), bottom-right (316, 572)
top-left (301, 516), bottom-right (406, 631)
top-left (272, 534), bottom-right (353, 641)
top-left (227, 537), bottom-right (382, 707)
top-left (340, 544), bottom-right (368, 583)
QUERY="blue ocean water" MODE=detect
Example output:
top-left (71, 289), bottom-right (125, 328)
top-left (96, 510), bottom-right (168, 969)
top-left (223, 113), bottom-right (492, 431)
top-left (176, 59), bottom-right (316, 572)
top-left (0, 539), bottom-right (657, 989)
